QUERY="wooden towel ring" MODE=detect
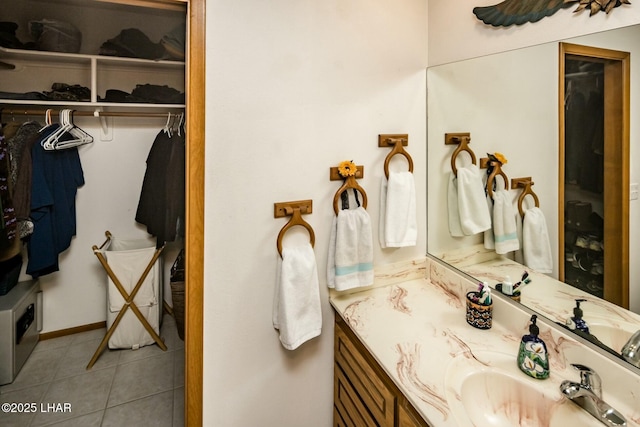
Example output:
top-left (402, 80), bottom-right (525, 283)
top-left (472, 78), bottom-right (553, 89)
top-left (515, 180), bottom-right (540, 218)
top-left (486, 160), bottom-right (509, 200)
top-left (333, 175), bottom-right (368, 215)
top-left (383, 138), bottom-right (414, 179)
top-left (276, 206), bottom-right (315, 257)
top-left (450, 136), bottom-right (477, 176)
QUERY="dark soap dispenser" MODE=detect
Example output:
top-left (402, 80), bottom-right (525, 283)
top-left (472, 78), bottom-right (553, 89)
top-left (566, 299), bottom-right (590, 334)
top-left (517, 315), bottom-right (550, 379)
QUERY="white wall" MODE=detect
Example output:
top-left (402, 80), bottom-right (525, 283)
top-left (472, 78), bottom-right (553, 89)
top-left (428, 0), bottom-right (640, 65)
top-left (204, 0), bottom-right (427, 425)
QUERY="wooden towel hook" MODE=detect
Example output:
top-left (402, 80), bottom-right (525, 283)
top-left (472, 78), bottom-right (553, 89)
top-left (445, 133), bottom-right (476, 177)
top-left (481, 157), bottom-right (509, 200)
top-left (512, 177), bottom-right (540, 218)
top-left (379, 134), bottom-right (414, 179)
top-left (332, 175), bottom-right (368, 215)
top-left (274, 200), bottom-right (315, 257)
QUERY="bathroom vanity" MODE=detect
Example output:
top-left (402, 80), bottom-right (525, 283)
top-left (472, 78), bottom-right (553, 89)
top-left (330, 258), bottom-right (640, 426)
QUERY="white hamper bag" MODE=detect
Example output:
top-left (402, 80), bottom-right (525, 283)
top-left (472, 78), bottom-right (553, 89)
top-left (103, 236), bottom-right (163, 349)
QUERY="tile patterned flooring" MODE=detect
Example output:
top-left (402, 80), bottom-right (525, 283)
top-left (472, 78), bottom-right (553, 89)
top-left (0, 315), bottom-right (184, 427)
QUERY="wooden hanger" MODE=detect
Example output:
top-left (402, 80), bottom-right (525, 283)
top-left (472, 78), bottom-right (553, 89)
top-left (445, 133), bottom-right (476, 177)
top-left (379, 135), bottom-right (414, 179)
top-left (332, 175), bottom-right (368, 215)
top-left (274, 201), bottom-right (315, 257)
top-left (512, 177), bottom-right (540, 218)
top-left (481, 157), bottom-right (509, 200)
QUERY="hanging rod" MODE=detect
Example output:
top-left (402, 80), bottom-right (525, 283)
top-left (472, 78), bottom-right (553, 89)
top-left (0, 108), bottom-right (183, 118)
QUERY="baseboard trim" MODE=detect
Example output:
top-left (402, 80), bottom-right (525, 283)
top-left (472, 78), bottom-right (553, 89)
top-left (39, 321), bottom-right (106, 341)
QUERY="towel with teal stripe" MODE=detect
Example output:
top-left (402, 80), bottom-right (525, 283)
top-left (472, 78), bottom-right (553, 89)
top-left (327, 206), bottom-right (374, 291)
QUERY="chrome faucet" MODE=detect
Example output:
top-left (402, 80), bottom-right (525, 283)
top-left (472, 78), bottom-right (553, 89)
top-left (560, 364), bottom-right (627, 426)
top-left (621, 330), bottom-right (640, 368)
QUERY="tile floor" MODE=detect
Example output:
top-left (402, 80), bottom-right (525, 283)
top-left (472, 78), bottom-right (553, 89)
top-left (0, 315), bottom-right (184, 427)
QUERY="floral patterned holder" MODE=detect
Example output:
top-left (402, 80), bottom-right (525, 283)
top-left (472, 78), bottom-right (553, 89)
top-left (465, 291), bottom-right (493, 330)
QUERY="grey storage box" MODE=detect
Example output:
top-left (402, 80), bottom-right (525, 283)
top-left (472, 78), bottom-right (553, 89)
top-left (0, 280), bottom-right (41, 385)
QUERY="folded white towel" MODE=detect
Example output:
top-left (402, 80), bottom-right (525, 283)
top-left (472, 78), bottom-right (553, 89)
top-left (448, 171), bottom-right (464, 237)
top-left (492, 189), bottom-right (519, 254)
top-left (273, 243), bottom-right (322, 350)
top-left (522, 207), bottom-right (553, 274)
top-left (379, 171), bottom-right (417, 248)
top-left (328, 207), bottom-right (374, 291)
top-left (456, 164), bottom-right (492, 235)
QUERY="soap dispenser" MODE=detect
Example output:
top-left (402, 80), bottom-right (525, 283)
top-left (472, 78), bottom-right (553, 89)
top-left (517, 315), bottom-right (550, 379)
top-left (566, 299), bottom-right (590, 334)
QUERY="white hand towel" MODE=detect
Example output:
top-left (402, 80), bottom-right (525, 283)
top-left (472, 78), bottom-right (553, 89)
top-left (523, 207), bottom-right (553, 274)
top-left (379, 171), bottom-right (417, 248)
top-left (273, 243), bottom-right (322, 350)
top-left (328, 207), bottom-right (374, 291)
top-left (447, 171), bottom-right (464, 237)
top-left (456, 164), bottom-right (492, 235)
top-left (492, 189), bottom-right (520, 254)
top-left (484, 193), bottom-right (495, 250)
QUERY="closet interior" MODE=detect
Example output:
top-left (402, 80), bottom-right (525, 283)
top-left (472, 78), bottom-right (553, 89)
top-left (0, 0), bottom-right (187, 399)
top-left (563, 58), bottom-right (605, 298)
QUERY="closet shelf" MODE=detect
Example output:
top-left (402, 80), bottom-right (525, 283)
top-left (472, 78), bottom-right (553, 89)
top-left (0, 100), bottom-right (186, 109)
top-left (0, 47), bottom-right (185, 106)
top-left (0, 47), bottom-right (184, 68)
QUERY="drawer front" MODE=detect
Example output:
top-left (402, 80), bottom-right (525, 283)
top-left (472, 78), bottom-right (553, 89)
top-left (335, 321), bottom-right (395, 426)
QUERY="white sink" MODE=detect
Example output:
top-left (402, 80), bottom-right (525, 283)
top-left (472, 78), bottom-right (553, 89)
top-left (588, 323), bottom-right (635, 353)
top-left (444, 351), bottom-right (599, 427)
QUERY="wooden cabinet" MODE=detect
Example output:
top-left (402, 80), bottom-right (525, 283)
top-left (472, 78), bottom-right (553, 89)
top-left (334, 316), bottom-right (431, 427)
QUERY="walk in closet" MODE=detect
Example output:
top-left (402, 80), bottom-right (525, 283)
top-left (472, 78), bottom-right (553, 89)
top-left (560, 43), bottom-right (630, 309)
top-left (0, 0), bottom-right (192, 423)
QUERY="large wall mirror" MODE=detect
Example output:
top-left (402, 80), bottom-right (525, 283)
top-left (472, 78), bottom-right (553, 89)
top-left (427, 24), bottom-right (640, 371)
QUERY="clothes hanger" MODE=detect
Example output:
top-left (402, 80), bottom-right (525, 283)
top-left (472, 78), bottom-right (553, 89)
top-left (43, 109), bottom-right (93, 150)
top-left (163, 112), bottom-right (174, 137)
top-left (53, 109), bottom-right (93, 150)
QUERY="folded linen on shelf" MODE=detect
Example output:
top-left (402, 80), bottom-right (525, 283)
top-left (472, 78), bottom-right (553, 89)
top-left (379, 171), bottom-right (417, 248)
top-left (273, 243), bottom-right (322, 350)
top-left (328, 207), bottom-right (374, 291)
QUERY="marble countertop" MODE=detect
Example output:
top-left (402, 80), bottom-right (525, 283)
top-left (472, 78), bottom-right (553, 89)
top-left (440, 245), bottom-right (640, 352)
top-left (330, 260), bottom-right (640, 426)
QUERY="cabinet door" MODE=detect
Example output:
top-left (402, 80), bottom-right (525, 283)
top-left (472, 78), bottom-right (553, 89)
top-left (398, 399), bottom-right (431, 427)
top-left (335, 320), bottom-right (395, 426)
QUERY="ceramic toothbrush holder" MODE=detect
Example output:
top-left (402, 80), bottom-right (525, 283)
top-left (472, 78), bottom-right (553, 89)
top-left (466, 291), bottom-right (493, 330)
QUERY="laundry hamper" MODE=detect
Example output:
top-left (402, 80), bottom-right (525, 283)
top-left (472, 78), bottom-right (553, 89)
top-left (88, 231), bottom-right (167, 369)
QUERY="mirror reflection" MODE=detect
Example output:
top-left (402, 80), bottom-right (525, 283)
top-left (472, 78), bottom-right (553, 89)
top-left (427, 24), bottom-right (640, 369)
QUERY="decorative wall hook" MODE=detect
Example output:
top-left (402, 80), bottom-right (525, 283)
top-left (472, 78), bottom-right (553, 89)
top-left (445, 132), bottom-right (476, 176)
top-left (480, 155), bottom-right (509, 199)
top-left (378, 134), bottom-right (414, 179)
top-left (274, 200), bottom-right (315, 257)
top-left (329, 162), bottom-right (368, 215)
top-left (511, 177), bottom-right (540, 217)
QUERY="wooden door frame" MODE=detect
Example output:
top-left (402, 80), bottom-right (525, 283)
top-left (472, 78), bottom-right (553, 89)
top-left (185, 0), bottom-right (205, 425)
top-left (558, 42), bottom-right (630, 308)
